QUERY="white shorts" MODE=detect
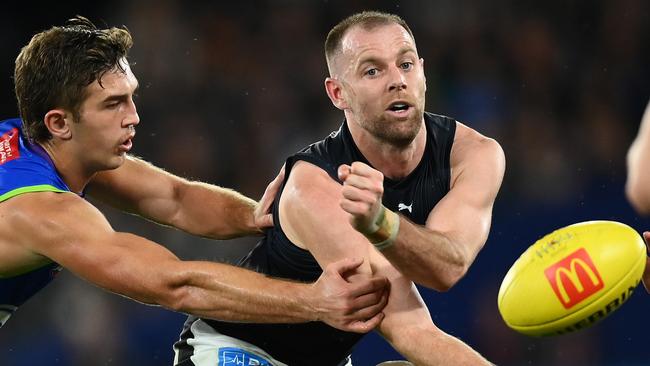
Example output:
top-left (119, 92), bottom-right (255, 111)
top-left (173, 319), bottom-right (354, 366)
top-left (174, 319), bottom-right (287, 366)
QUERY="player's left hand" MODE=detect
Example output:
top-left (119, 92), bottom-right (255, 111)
top-left (642, 231), bottom-right (650, 293)
top-left (338, 162), bottom-right (384, 234)
top-left (310, 257), bottom-right (389, 333)
top-left (254, 165), bottom-right (285, 230)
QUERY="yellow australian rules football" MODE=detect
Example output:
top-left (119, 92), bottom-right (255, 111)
top-left (498, 220), bottom-right (646, 336)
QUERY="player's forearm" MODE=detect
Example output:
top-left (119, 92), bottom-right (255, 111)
top-left (172, 181), bottom-right (260, 239)
top-left (381, 217), bottom-right (469, 291)
top-left (389, 326), bottom-right (492, 366)
top-left (163, 261), bottom-right (317, 323)
top-left (78, 232), bottom-right (316, 323)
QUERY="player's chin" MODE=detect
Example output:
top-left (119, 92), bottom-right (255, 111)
top-left (386, 121), bottom-right (420, 145)
top-left (105, 153), bottom-right (128, 170)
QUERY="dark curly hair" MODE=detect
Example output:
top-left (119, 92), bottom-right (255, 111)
top-left (14, 16), bottom-right (133, 142)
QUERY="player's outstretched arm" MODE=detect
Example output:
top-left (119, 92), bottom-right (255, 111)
top-left (6, 191), bottom-right (387, 332)
top-left (338, 123), bottom-right (505, 291)
top-left (627, 100), bottom-right (650, 214)
top-left (370, 249), bottom-right (492, 366)
top-left (281, 161), bottom-right (491, 365)
top-left (87, 156), bottom-right (284, 239)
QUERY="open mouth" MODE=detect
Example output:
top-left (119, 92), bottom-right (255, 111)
top-left (388, 103), bottom-right (410, 112)
top-left (387, 102), bottom-right (412, 116)
top-left (119, 138), bottom-right (133, 152)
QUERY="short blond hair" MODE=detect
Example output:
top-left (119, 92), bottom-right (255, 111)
top-left (324, 11), bottom-right (415, 72)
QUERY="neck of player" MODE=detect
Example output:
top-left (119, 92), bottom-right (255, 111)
top-left (38, 141), bottom-right (96, 194)
top-left (348, 119), bottom-right (426, 181)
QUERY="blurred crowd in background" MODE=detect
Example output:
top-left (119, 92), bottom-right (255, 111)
top-left (0, 1), bottom-right (649, 365)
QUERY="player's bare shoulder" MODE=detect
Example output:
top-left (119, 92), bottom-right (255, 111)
top-left (285, 160), bottom-right (337, 201)
top-left (0, 192), bottom-right (82, 277)
top-left (0, 192), bottom-right (96, 275)
top-left (450, 121), bottom-right (505, 184)
top-left (452, 122), bottom-right (504, 164)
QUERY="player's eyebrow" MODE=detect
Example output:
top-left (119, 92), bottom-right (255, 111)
top-left (101, 82), bottom-right (139, 103)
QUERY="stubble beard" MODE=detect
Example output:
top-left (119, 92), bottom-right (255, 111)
top-left (359, 103), bottom-right (424, 148)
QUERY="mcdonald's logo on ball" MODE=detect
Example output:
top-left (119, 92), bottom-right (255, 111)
top-left (498, 221), bottom-right (646, 336)
top-left (544, 248), bottom-right (604, 309)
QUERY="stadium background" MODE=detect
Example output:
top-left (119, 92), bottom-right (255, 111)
top-left (1, 1), bottom-right (649, 365)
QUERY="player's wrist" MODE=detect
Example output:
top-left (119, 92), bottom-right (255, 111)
top-left (300, 283), bottom-right (323, 322)
top-left (362, 206), bottom-right (400, 251)
top-left (250, 203), bottom-right (267, 235)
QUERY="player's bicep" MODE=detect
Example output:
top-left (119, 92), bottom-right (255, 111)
top-left (425, 177), bottom-right (493, 254)
top-left (426, 138), bottom-right (504, 257)
top-left (279, 161), bottom-right (371, 271)
top-left (88, 155), bottom-right (181, 220)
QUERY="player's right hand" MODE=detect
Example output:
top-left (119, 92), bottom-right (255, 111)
top-left (642, 231), bottom-right (650, 293)
top-left (310, 257), bottom-right (389, 333)
top-left (338, 162), bottom-right (386, 235)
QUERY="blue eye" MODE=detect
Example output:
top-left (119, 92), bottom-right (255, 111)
top-left (400, 62), bottom-right (413, 70)
top-left (366, 68), bottom-right (378, 76)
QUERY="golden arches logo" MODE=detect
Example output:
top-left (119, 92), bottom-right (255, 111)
top-left (544, 248), bottom-right (604, 309)
top-left (554, 259), bottom-right (600, 303)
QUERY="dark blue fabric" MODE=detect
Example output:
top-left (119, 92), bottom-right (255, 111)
top-left (178, 113), bottom-right (456, 365)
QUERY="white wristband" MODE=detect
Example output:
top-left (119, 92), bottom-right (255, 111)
top-left (364, 207), bottom-right (400, 251)
top-left (373, 214), bottom-right (400, 251)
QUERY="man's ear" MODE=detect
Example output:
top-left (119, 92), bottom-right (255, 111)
top-left (420, 58), bottom-right (426, 92)
top-left (324, 77), bottom-right (349, 110)
top-left (43, 109), bottom-right (72, 140)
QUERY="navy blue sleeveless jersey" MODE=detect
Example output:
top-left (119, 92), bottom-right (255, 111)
top-left (176, 112), bottom-right (456, 365)
top-left (0, 118), bottom-right (70, 327)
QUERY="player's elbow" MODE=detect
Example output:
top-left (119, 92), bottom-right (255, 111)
top-left (154, 287), bottom-right (186, 313)
top-left (420, 253), bottom-right (469, 291)
top-left (433, 262), bottom-right (468, 292)
top-left (144, 268), bottom-right (196, 313)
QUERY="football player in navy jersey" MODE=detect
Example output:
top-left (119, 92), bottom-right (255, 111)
top-left (322, 12), bottom-right (504, 364)
top-left (177, 11), bottom-right (502, 366)
top-left (0, 16), bottom-right (389, 334)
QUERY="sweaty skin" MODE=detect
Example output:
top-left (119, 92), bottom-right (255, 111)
top-left (1, 61), bottom-right (389, 333)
